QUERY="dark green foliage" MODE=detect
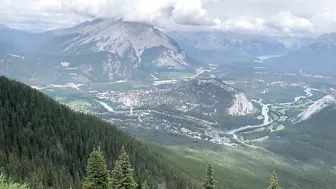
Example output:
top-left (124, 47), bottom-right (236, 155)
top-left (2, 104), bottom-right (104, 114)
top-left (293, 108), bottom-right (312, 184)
top-left (0, 76), bottom-right (198, 189)
top-left (83, 146), bottom-right (111, 189)
top-left (111, 147), bottom-right (137, 189)
top-left (203, 164), bottom-right (216, 189)
top-left (268, 171), bottom-right (283, 189)
top-left (141, 180), bottom-right (150, 189)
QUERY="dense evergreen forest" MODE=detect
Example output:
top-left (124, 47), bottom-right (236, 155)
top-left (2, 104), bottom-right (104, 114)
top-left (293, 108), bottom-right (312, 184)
top-left (0, 76), bottom-right (200, 189)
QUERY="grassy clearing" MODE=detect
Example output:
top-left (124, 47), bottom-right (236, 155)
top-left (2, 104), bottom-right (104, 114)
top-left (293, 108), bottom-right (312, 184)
top-left (54, 96), bottom-right (65, 101)
top-left (66, 100), bottom-right (92, 113)
top-left (279, 116), bottom-right (288, 121)
top-left (275, 124), bottom-right (285, 131)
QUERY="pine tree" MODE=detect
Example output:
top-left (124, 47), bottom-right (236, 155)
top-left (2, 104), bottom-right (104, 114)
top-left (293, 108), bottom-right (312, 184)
top-left (203, 163), bottom-right (216, 189)
top-left (268, 171), bottom-right (284, 189)
top-left (141, 180), bottom-right (150, 189)
top-left (111, 147), bottom-right (137, 189)
top-left (83, 146), bottom-right (111, 189)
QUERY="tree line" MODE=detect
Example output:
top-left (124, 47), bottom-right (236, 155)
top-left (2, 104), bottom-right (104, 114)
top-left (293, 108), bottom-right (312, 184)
top-left (0, 144), bottom-right (286, 189)
top-left (81, 146), bottom-right (284, 189)
top-left (0, 145), bottom-right (284, 189)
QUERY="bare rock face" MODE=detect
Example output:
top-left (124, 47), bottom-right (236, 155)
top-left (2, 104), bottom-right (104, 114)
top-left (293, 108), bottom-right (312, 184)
top-left (51, 19), bottom-right (189, 71)
top-left (228, 93), bottom-right (255, 116)
top-left (297, 92), bottom-right (336, 122)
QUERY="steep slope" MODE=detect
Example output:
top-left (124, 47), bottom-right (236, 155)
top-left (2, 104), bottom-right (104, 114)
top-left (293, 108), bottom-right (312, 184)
top-left (167, 31), bottom-right (288, 62)
top-left (296, 92), bottom-right (336, 122)
top-left (172, 78), bottom-right (256, 116)
top-left (44, 19), bottom-right (190, 70)
top-left (0, 76), bottom-right (199, 189)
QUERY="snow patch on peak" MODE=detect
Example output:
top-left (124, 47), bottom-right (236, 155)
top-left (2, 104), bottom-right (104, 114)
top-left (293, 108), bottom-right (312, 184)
top-left (228, 93), bottom-right (255, 116)
top-left (297, 93), bottom-right (336, 122)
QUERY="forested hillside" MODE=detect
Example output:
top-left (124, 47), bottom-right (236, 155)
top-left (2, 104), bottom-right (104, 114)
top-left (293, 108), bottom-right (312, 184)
top-left (0, 76), bottom-right (200, 189)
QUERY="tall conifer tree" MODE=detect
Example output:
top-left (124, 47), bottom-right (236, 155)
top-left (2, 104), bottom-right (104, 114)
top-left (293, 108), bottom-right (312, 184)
top-left (203, 163), bottom-right (216, 189)
top-left (111, 147), bottom-right (137, 189)
top-left (83, 146), bottom-right (111, 189)
top-left (268, 171), bottom-right (284, 189)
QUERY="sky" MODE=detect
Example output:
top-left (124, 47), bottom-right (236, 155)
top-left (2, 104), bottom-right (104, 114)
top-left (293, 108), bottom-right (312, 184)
top-left (0, 0), bottom-right (336, 36)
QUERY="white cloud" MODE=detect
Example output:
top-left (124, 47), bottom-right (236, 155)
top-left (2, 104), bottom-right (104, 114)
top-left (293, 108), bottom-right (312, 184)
top-left (265, 12), bottom-right (313, 35)
top-left (0, 0), bottom-right (219, 31)
top-left (1, 0), bottom-right (336, 35)
top-left (171, 0), bottom-right (219, 26)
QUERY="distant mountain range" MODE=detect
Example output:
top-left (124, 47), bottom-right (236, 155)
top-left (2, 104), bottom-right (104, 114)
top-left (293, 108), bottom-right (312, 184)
top-left (265, 33), bottom-right (336, 76)
top-left (0, 19), bottom-right (197, 83)
top-left (167, 31), bottom-right (290, 62)
top-left (1, 19), bottom-right (336, 82)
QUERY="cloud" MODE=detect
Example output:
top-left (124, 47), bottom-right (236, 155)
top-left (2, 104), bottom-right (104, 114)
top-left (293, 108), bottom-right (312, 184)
top-left (266, 12), bottom-right (313, 35)
top-left (1, 0), bottom-right (336, 35)
top-left (171, 0), bottom-right (219, 26)
top-left (0, 0), bottom-right (219, 31)
top-left (202, 0), bottom-right (336, 36)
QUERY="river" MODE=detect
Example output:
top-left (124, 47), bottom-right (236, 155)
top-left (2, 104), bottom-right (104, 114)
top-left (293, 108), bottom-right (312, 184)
top-left (226, 102), bottom-right (272, 135)
top-left (96, 100), bottom-right (114, 112)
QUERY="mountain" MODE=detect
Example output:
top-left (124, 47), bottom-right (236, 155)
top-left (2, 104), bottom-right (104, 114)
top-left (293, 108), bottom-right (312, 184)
top-left (265, 33), bottom-right (336, 76)
top-left (0, 40), bottom-right (16, 54)
top-left (43, 19), bottom-right (191, 71)
top-left (0, 19), bottom-right (197, 83)
top-left (274, 36), bottom-right (315, 50)
top-left (296, 92), bottom-right (336, 122)
top-left (266, 99), bottom-right (336, 166)
top-left (0, 76), bottom-right (200, 189)
top-left (0, 24), bottom-right (48, 53)
top-left (173, 78), bottom-right (256, 116)
top-left (167, 31), bottom-right (289, 63)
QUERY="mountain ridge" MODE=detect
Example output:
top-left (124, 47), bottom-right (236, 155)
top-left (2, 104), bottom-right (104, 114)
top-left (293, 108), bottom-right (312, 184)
top-left (167, 30), bottom-right (290, 62)
top-left (296, 92), bottom-right (336, 122)
top-left (45, 19), bottom-right (190, 71)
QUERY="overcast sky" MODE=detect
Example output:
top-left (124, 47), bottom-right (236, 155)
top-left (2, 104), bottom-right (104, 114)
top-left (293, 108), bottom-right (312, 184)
top-left (0, 0), bottom-right (336, 36)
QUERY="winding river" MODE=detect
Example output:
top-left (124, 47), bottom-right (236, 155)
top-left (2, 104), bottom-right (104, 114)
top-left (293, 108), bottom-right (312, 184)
top-left (226, 102), bottom-right (272, 135)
